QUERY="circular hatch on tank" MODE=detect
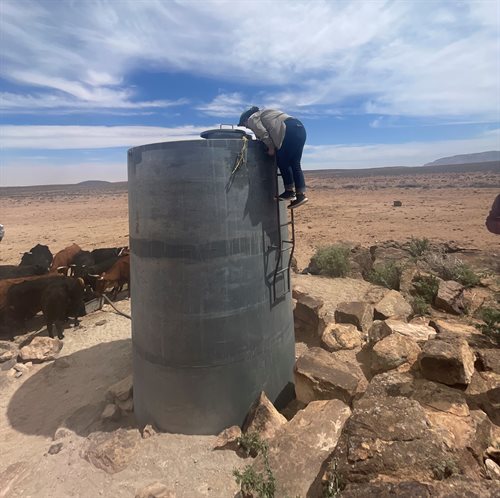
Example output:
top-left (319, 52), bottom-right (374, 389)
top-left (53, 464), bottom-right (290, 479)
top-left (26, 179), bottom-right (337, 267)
top-left (200, 128), bottom-right (252, 140)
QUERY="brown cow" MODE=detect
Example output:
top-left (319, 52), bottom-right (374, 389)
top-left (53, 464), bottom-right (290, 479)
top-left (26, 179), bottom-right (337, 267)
top-left (95, 255), bottom-right (130, 300)
top-left (50, 243), bottom-right (82, 272)
top-left (0, 274), bottom-right (63, 313)
top-left (0, 273), bottom-right (63, 339)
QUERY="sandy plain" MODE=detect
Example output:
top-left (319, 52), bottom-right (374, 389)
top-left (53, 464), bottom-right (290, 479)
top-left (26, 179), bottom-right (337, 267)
top-left (1, 168), bottom-right (499, 269)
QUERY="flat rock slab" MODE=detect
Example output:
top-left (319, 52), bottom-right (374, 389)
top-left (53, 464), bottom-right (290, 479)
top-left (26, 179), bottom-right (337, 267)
top-left (294, 347), bottom-right (360, 405)
top-left (385, 319), bottom-right (437, 342)
top-left (106, 374), bottom-right (133, 403)
top-left (19, 337), bottom-right (63, 363)
top-left (255, 399), bottom-right (351, 498)
top-left (83, 428), bottom-right (141, 474)
top-left (292, 274), bottom-right (388, 322)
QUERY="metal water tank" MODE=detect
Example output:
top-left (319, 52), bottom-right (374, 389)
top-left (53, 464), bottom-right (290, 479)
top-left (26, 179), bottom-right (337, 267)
top-left (128, 129), bottom-right (295, 434)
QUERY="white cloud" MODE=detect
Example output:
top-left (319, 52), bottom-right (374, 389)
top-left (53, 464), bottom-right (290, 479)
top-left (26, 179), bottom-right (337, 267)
top-left (1, 126), bottom-right (498, 186)
top-left (303, 129), bottom-right (500, 169)
top-left (0, 0), bottom-right (498, 119)
top-left (0, 125), bottom-right (208, 149)
top-left (196, 93), bottom-right (246, 116)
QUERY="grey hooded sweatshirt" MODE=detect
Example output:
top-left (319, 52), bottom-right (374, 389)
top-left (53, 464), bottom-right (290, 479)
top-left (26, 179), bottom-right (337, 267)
top-left (246, 109), bottom-right (292, 152)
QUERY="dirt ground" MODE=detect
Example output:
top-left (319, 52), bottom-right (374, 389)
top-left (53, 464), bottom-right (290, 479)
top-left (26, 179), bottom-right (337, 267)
top-left (0, 170), bottom-right (499, 270)
top-left (0, 169), bottom-right (499, 497)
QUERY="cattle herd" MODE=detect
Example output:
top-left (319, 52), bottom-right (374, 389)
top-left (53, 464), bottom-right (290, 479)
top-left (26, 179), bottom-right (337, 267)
top-left (0, 243), bottom-right (130, 341)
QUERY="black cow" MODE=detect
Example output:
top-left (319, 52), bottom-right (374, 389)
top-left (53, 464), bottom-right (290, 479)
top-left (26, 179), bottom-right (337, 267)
top-left (91, 247), bottom-right (127, 264)
top-left (72, 256), bottom-right (119, 289)
top-left (19, 244), bottom-right (52, 269)
top-left (6, 275), bottom-right (62, 325)
top-left (0, 264), bottom-right (48, 280)
top-left (72, 250), bottom-right (95, 267)
top-left (41, 278), bottom-right (86, 339)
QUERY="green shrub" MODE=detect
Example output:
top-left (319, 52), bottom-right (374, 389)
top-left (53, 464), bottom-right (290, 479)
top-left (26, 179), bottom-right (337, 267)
top-left (475, 307), bottom-right (500, 339)
top-left (322, 459), bottom-right (345, 497)
top-left (367, 262), bottom-right (401, 290)
top-left (413, 275), bottom-right (439, 304)
top-left (432, 459), bottom-right (460, 480)
top-left (233, 433), bottom-right (276, 498)
top-left (424, 252), bottom-right (480, 287)
top-left (411, 295), bottom-right (429, 316)
top-left (311, 245), bottom-right (351, 277)
top-left (408, 237), bottom-right (430, 258)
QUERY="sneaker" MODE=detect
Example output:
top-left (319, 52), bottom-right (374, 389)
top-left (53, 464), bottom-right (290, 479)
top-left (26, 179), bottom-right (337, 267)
top-left (276, 190), bottom-right (296, 201)
top-left (288, 193), bottom-right (308, 209)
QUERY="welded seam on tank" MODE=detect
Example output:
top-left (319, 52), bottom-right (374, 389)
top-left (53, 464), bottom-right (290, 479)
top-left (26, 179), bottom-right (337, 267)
top-left (131, 325), bottom-right (293, 369)
top-left (130, 235), bottom-right (263, 259)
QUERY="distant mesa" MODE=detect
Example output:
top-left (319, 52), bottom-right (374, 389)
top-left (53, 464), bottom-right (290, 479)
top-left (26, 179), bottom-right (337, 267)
top-left (77, 180), bottom-right (112, 187)
top-left (424, 151), bottom-right (500, 167)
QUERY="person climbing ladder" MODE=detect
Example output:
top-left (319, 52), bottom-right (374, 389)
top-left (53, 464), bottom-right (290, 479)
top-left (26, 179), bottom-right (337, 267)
top-left (238, 106), bottom-right (308, 209)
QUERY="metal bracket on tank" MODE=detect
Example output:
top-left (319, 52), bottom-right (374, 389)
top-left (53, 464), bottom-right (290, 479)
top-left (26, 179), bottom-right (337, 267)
top-left (225, 136), bottom-right (248, 192)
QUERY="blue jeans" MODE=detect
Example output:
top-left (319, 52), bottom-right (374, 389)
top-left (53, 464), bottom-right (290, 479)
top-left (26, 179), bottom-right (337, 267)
top-left (276, 118), bottom-right (307, 193)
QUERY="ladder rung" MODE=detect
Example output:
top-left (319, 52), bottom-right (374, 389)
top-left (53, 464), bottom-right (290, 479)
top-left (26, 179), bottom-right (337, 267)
top-left (275, 267), bottom-right (290, 276)
top-left (282, 240), bottom-right (294, 244)
top-left (279, 247), bottom-right (293, 253)
top-left (280, 221), bottom-right (293, 227)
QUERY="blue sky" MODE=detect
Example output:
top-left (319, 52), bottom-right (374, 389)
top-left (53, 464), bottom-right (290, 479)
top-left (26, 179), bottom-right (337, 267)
top-left (0, 0), bottom-right (499, 186)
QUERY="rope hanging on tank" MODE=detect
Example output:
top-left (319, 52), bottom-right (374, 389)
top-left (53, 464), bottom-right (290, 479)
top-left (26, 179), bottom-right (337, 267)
top-left (225, 136), bottom-right (248, 192)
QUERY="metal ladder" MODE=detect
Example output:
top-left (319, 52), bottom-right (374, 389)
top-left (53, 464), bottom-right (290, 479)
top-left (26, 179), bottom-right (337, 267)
top-left (271, 173), bottom-right (296, 302)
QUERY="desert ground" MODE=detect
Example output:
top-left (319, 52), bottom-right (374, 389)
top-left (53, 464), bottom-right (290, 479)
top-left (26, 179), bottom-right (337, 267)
top-left (0, 165), bottom-right (499, 497)
top-left (1, 168), bottom-right (499, 270)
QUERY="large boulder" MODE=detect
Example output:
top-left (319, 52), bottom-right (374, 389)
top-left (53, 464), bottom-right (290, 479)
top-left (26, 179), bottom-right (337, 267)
top-left (340, 479), bottom-right (500, 497)
top-left (242, 391), bottom-right (287, 441)
top-left (371, 334), bottom-right (421, 374)
top-left (335, 301), bottom-right (374, 334)
top-left (374, 290), bottom-right (413, 321)
top-left (419, 337), bottom-right (475, 386)
top-left (254, 399), bottom-right (351, 498)
top-left (434, 280), bottom-right (466, 315)
top-left (294, 347), bottom-right (360, 405)
top-left (19, 337), bottom-right (63, 363)
top-left (465, 371), bottom-right (500, 425)
top-left (292, 274), bottom-right (388, 326)
top-left (82, 428), bottom-right (141, 474)
top-left (359, 372), bottom-right (496, 457)
top-left (320, 323), bottom-right (362, 352)
top-left (331, 395), bottom-right (480, 484)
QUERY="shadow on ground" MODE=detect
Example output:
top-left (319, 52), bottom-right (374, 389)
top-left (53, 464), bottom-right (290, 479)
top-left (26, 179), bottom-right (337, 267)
top-left (7, 338), bottom-right (133, 438)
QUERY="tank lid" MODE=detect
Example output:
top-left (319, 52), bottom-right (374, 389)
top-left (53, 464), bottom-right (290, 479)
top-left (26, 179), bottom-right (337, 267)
top-left (200, 127), bottom-right (252, 140)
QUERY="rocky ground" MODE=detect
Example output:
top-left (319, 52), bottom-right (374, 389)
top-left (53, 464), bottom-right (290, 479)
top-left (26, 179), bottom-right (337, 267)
top-left (0, 170), bottom-right (499, 497)
top-left (1, 240), bottom-right (499, 497)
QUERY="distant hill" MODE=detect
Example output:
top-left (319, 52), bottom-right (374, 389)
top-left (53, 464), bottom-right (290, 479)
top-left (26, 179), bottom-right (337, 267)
top-left (306, 160), bottom-right (500, 178)
top-left (77, 180), bottom-right (112, 187)
top-left (424, 151), bottom-right (500, 166)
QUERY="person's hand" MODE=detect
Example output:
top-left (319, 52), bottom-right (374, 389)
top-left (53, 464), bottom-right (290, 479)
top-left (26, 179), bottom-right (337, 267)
top-left (267, 147), bottom-right (275, 156)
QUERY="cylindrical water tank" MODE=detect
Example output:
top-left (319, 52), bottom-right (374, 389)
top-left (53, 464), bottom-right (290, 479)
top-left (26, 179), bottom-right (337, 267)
top-left (128, 130), bottom-right (295, 434)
